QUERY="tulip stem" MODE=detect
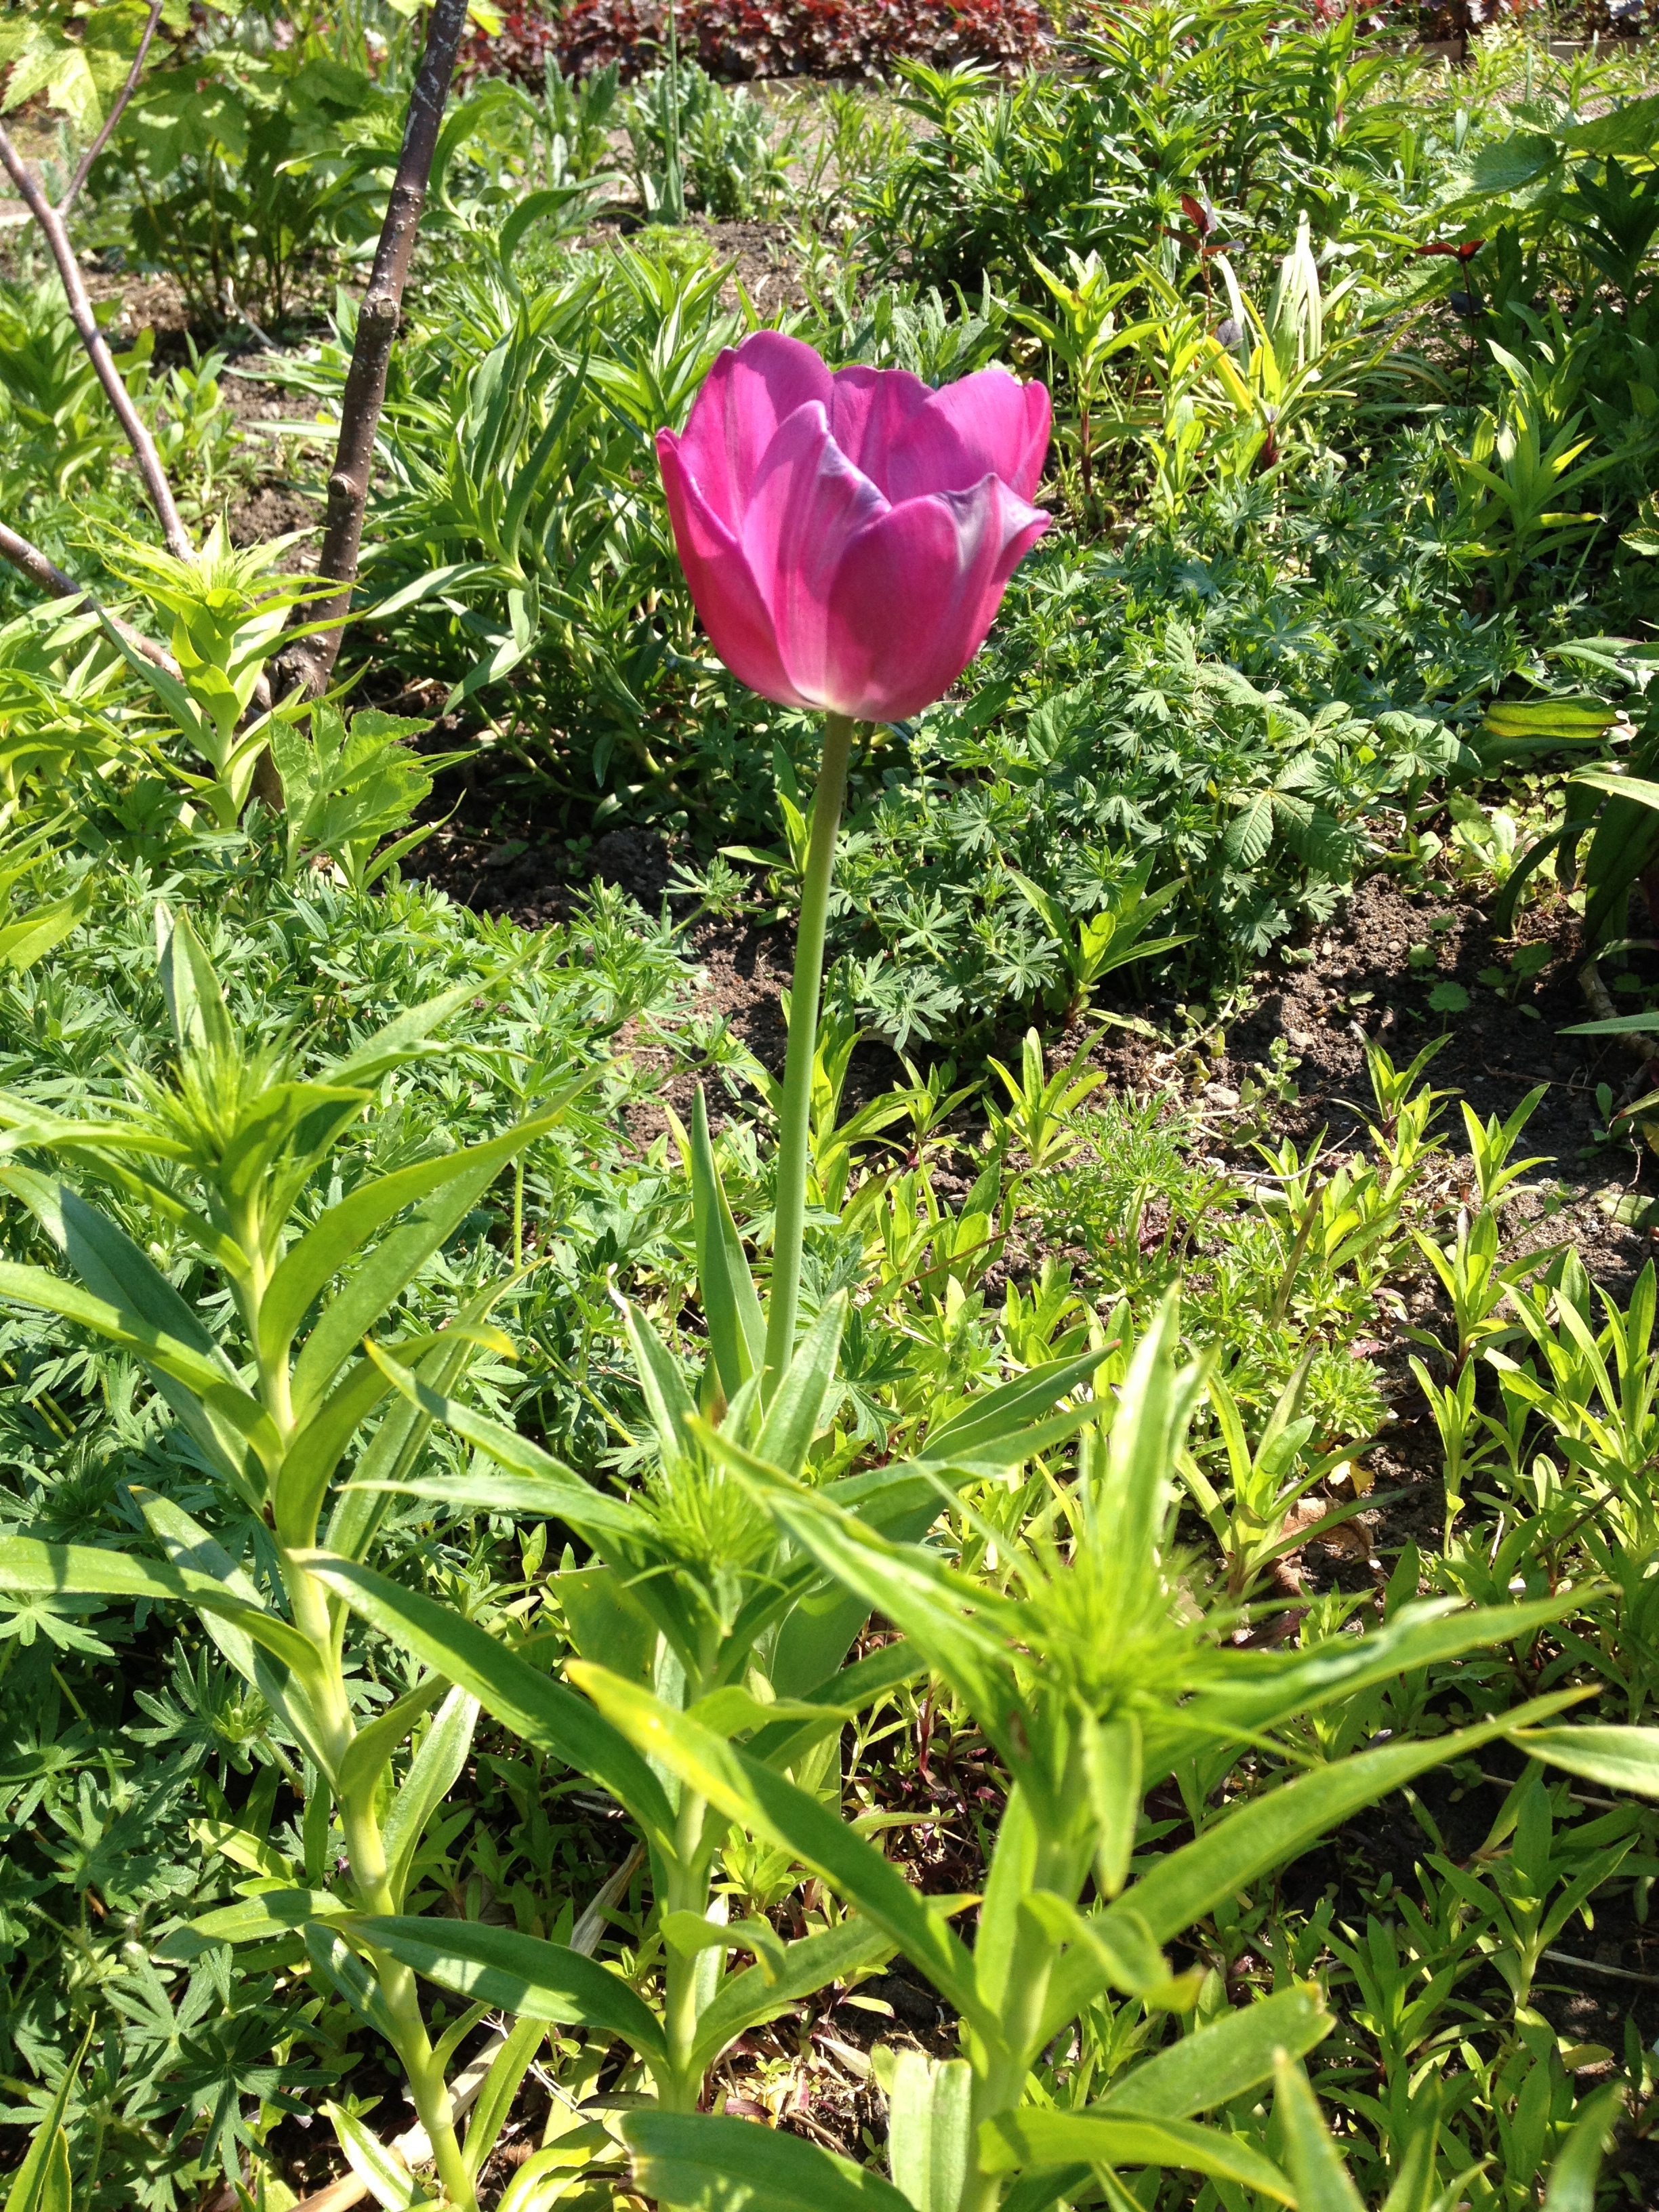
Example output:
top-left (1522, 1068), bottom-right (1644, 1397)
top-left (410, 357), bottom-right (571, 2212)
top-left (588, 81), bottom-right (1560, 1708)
top-left (764, 710), bottom-right (855, 1397)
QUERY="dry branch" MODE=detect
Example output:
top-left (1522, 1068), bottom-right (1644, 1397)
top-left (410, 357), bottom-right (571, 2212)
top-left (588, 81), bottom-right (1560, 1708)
top-left (0, 117), bottom-right (191, 561)
top-left (283, 0), bottom-right (472, 697)
top-left (0, 518), bottom-right (182, 678)
top-left (62, 0), bottom-right (164, 214)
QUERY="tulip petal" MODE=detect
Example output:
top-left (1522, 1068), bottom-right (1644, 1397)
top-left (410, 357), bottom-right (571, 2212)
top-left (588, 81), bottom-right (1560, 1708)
top-left (674, 331), bottom-right (832, 533)
top-left (887, 369), bottom-right (1053, 505)
top-left (739, 401), bottom-right (888, 709)
top-left (657, 428), bottom-right (812, 709)
top-left (825, 365), bottom-right (935, 498)
top-left (820, 477), bottom-right (1050, 723)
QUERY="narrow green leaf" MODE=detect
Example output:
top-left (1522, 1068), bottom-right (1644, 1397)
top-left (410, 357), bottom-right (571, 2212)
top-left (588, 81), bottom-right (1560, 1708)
top-left (260, 1117), bottom-right (564, 1375)
top-left (756, 1294), bottom-right (846, 1477)
top-left (3, 2024), bottom-right (89, 2212)
top-left (354, 1343), bottom-right (642, 1544)
top-left (334, 1674), bottom-right (451, 1808)
top-left (381, 1686), bottom-right (480, 1906)
top-left (462, 2013), bottom-right (546, 2182)
top-left (912, 1345), bottom-right (1111, 1467)
top-left (1507, 1724), bottom-right (1659, 1797)
top-left (305, 1923), bottom-right (403, 2046)
top-left (1272, 2053), bottom-right (1365, 2212)
top-left (303, 1554), bottom-right (675, 1841)
top-left (890, 2052), bottom-right (971, 2212)
top-left (0, 1536), bottom-right (317, 1681)
top-left (274, 1355), bottom-right (396, 1547)
top-left (290, 1149), bottom-right (530, 1420)
top-left (1117, 1692), bottom-right (1587, 1950)
top-left (134, 1489), bottom-right (331, 1772)
top-left (323, 2100), bottom-right (432, 2211)
top-left (569, 1662), bottom-right (987, 2031)
top-left (1144, 1595), bottom-right (1572, 1779)
top-left (156, 907), bottom-right (235, 1059)
top-left (690, 1917), bottom-right (897, 2072)
top-left (159, 1887), bottom-right (349, 1959)
top-left (354, 1917), bottom-right (666, 2062)
top-left (322, 966), bottom-right (530, 1088)
top-left (689, 1087), bottom-right (765, 1404)
top-left (979, 2110), bottom-right (1293, 2201)
top-left (621, 2112), bottom-right (913, 2212)
top-left (1097, 1984), bottom-right (1330, 2118)
top-left (1544, 2083), bottom-right (1622, 2211)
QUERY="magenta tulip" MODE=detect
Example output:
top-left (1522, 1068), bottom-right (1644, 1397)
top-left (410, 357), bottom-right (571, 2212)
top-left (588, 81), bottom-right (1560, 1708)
top-left (656, 332), bottom-right (1050, 723)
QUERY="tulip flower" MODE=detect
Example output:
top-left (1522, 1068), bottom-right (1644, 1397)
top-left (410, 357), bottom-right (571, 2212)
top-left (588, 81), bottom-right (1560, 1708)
top-left (657, 333), bottom-right (1050, 1387)
top-left (656, 331), bottom-right (1050, 725)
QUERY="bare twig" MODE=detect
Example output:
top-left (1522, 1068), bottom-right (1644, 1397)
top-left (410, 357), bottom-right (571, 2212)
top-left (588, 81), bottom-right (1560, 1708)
top-left (61, 0), bottom-right (164, 214)
top-left (0, 122), bottom-right (191, 560)
top-left (0, 517), bottom-right (181, 678)
top-left (282, 0), bottom-right (470, 697)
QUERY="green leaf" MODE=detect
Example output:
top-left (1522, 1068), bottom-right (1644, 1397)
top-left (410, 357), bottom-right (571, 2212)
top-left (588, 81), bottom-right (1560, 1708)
top-left (569, 1662), bottom-right (987, 2031)
top-left (156, 907), bottom-right (235, 1059)
top-left (1544, 2083), bottom-right (1622, 2211)
top-left (3, 2024), bottom-right (89, 2212)
top-left (0, 1536), bottom-right (318, 1684)
top-left (275, 1355), bottom-right (401, 1547)
top-left (304, 1923), bottom-right (403, 2046)
top-left (1574, 770), bottom-right (1659, 817)
top-left (380, 1686), bottom-right (480, 1906)
top-left (327, 1292), bottom-right (507, 1561)
top-left (890, 2052), bottom-right (971, 2212)
top-left (911, 1345), bottom-right (1111, 1471)
top-left (302, 1554), bottom-right (676, 1842)
top-left (353, 1917), bottom-right (666, 2062)
top-left (1115, 1693), bottom-right (1585, 1956)
top-left (621, 2112), bottom-right (914, 2212)
top-left (978, 2110), bottom-right (1293, 2201)
top-left (260, 1116), bottom-right (565, 1378)
top-left (623, 1300), bottom-right (697, 1462)
top-left (0, 1262), bottom-right (277, 1469)
top-left (288, 1130), bottom-right (550, 1420)
top-left (159, 1887), bottom-right (350, 1959)
top-left (756, 1294), bottom-right (846, 1478)
top-left (334, 1673), bottom-right (451, 1809)
top-left (462, 2013), bottom-right (546, 2182)
top-left (689, 1087), bottom-right (765, 1404)
top-left (1506, 1724), bottom-right (1659, 1797)
top-left (690, 1917), bottom-right (897, 2073)
top-left (134, 1488), bottom-right (331, 1772)
top-left (323, 2101), bottom-right (433, 2210)
top-left (322, 965), bottom-right (533, 1088)
top-left (354, 1343), bottom-right (642, 1544)
top-left (745, 1639), bottom-right (922, 1770)
top-left (1098, 1984), bottom-right (1329, 2118)
top-left (0, 879), bottom-right (91, 974)
top-left (1144, 1595), bottom-right (1572, 1780)
top-left (1482, 696), bottom-right (1618, 743)
top-left (1271, 2053), bottom-right (1364, 2212)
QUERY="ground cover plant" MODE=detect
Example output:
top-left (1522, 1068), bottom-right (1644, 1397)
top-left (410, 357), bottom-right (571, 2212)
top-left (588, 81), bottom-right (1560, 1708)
top-left (9, 0), bottom-right (1659, 2207)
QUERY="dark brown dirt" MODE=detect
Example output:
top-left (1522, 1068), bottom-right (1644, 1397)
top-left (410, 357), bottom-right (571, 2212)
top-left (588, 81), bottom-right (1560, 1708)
top-left (578, 213), bottom-right (808, 317)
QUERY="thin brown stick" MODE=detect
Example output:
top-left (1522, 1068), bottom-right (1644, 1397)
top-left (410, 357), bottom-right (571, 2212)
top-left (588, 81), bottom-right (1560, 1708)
top-left (282, 0), bottom-right (470, 696)
top-left (0, 122), bottom-right (191, 561)
top-left (0, 518), bottom-right (181, 678)
top-left (61, 0), bottom-right (164, 214)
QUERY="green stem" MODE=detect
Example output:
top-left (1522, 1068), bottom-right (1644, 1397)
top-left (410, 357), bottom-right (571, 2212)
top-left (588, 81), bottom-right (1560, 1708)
top-left (762, 711), bottom-right (855, 1395)
top-left (659, 1799), bottom-right (710, 2112)
top-left (341, 1753), bottom-right (478, 2206)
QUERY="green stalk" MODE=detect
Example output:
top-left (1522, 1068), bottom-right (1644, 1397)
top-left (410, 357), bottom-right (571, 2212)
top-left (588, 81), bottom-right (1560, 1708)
top-left (762, 710), bottom-right (855, 1395)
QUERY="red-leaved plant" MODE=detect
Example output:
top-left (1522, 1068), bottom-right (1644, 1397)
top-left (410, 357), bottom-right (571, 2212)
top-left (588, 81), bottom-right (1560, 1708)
top-left (461, 0), bottom-right (1046, 85)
